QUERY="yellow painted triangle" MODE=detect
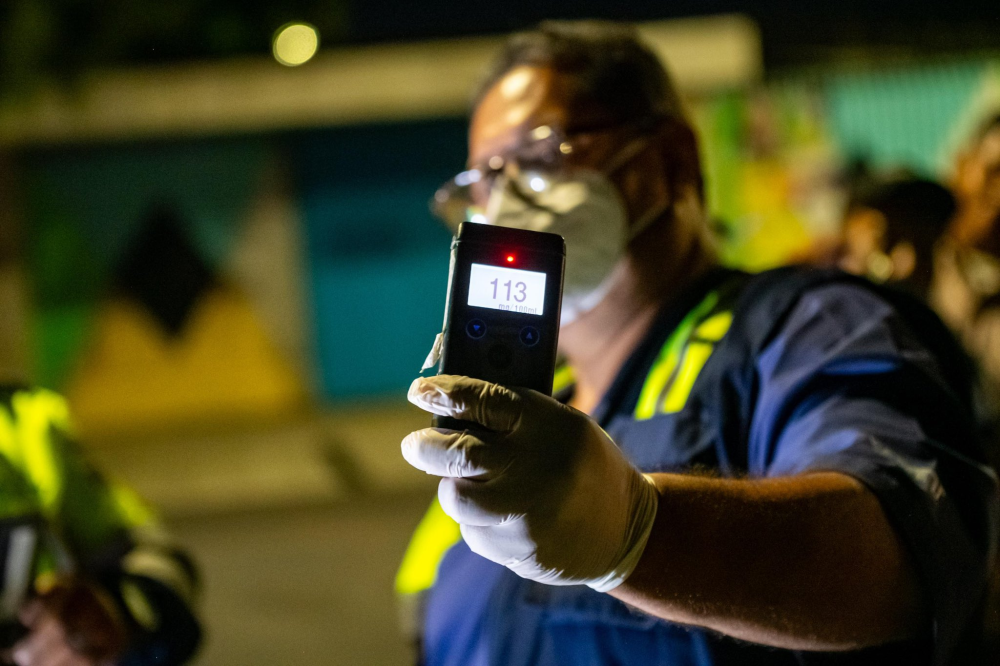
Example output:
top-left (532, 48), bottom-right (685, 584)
top-left (64, 286), bottom-right (308, 436)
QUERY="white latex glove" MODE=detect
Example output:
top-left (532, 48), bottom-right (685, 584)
top-left (402, 375), bottom-right (659, 592)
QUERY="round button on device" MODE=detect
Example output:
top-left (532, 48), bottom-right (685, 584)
top-left (487, 343), bottom-right (513, 369)
top-left (466, 319), bottom-right (487, 339)
top-left (519, 326), bottom-right (540, 347)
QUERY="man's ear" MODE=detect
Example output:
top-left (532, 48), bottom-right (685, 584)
top-left (614, 136), bottom-right (673, 230)
top-left (659, 119), bottom-right (703, 204)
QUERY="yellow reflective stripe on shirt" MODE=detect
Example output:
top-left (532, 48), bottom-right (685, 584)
top-left (110, 482), bottom-right (157, 529)
top-left (0, 407), bottom-right (21, 469)
top-left (395, 497), bottom-right (462, 596)
top-left (552, 364), bottom-right (575, 395)
top-left (634, 292), bottom-right (719, 420)
top-left (10, 389), bottom-right (69, 513)
top-left (662, 341), bottom-right (716, 412)
top-left (694, 311), bottom-right (733, 342)
top-left (660, 312), bottom-right (735, 413)
top-left (635, 297), bottom-right (734, 419)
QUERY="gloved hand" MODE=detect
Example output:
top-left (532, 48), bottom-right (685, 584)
top-left (403, 375), bottom-right (659, 591)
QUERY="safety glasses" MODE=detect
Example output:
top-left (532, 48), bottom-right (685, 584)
top-left (431, 118), bottom-right (662, 229)
top-left (431, 125), bottom-right (576, 229)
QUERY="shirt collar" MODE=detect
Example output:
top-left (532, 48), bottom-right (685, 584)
top-left (590, 267), bottom-right (738, 426)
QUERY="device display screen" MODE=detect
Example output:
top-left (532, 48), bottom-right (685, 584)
top-left (467, 263), bottom-right (547, 316)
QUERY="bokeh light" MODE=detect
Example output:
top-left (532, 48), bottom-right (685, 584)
top-left (272, 22), bottom-right (320, 67)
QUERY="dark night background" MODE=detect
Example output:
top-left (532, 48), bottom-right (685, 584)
top-left (3, 0), bottom-right (1000, 93)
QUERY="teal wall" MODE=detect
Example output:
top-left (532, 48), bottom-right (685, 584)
top-left (826, 61), bottom-right (989, 174)
top-left (291, 120), bottom-right (465, 399)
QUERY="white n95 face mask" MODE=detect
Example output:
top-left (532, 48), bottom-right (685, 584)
top-left (485, 167), bottom-right (661, 326)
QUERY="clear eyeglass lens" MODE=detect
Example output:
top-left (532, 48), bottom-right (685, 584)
top-left (431, 171), bottom-right (490, 228)
top-left (453, 169), bottom-right (482, 187)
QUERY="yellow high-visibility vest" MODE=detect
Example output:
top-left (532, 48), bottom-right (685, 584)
top-left (0, 386), bottom-right (157, 587)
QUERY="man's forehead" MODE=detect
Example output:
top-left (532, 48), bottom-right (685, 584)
top-left (469, 65), bottom-right (571, 163)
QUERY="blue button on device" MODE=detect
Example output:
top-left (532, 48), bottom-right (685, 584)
top-left (467, 319), bottom-right (487, 339)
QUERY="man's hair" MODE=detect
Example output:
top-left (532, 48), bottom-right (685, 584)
top-left (474, 21), bottom-right (684, 127)
top-left (475, 21), bottom-right (704, 200)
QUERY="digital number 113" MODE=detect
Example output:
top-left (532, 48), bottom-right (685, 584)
top-left (490, 278), bottom-right (527, 303)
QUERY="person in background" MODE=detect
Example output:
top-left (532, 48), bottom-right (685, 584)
top-left (934, 113), bottom-right (1000, 415)
top-left (931, 112), bottom-right (1000, 660)
top-left (835, 176), bottom-right (956, 300)
top-left (396, 21), bottom-right (997, 666)
top-left (811, 162), bottom-right (1000, 663)
top-left (0, 385), bottom-right (201, 666)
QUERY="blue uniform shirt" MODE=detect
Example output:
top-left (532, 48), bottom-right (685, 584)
top-left (421, 268), bottom-right (999, 666)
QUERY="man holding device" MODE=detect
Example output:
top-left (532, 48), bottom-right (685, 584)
top-left (399, 21), bottom-right (998, 665)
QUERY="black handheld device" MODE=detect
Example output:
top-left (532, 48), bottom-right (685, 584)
top-left (435, 222), bottom-right (565, 428)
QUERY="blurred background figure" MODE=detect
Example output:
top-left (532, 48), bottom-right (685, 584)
top-left (830, 175), bottom-right (956, 299)
top-left (934, 114), bottom-right (1000, 403)
top-left (0, 385), bottom-right (201, 666)
top-left (932, 115), bottom-right (1000, 660)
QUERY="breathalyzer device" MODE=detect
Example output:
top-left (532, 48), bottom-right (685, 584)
top-left (435, 222), bottom-right (565, 428)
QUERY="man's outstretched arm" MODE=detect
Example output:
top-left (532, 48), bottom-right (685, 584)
top-left (403, 376), bottom-right (936, 651)
top-left (612, 471), bottom-right (926, 650)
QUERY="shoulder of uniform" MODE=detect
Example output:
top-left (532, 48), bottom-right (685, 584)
top-left (737, 265), bottom-right (941, 329)
top-left (734, 266), bottom-right (972, 390)
top-left (728, 266), bottom-right (883, 351)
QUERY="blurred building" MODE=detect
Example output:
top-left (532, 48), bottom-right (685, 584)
top-left (0, 15), bottom-right (764, 508)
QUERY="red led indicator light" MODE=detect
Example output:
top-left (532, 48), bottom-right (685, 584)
top-left (506, 255), bottom-right (515, 263)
